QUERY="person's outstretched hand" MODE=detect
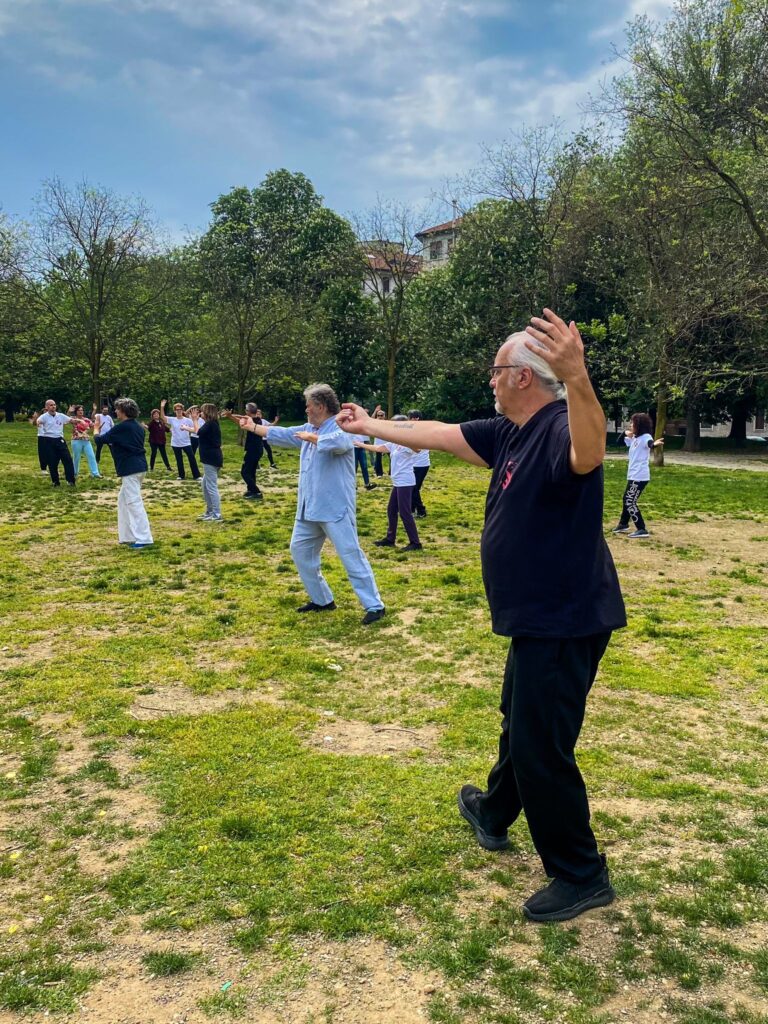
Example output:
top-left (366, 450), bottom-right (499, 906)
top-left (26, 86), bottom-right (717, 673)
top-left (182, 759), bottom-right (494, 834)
top-left (236, 416), bottom-right (255, 432)
top-left (525, 309), bottom-right (587, 383)
top-left (337, 403), bottom-right (372, 434)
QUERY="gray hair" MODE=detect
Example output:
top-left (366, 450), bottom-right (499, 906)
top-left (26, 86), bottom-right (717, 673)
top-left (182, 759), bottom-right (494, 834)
top-left (505, 332), bottom-right (566, 399)
top-left (245, 402), bottom-right (258, 414)
top-left (114, 397), bottom-right (140, 419)
top-left (303, 383), bottom-right (340, 415)
top-left (392, 414), bottom-right (408, 421)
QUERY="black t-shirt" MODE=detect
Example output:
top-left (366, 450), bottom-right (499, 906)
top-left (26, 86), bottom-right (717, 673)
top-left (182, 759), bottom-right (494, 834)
top-left (460, 401), bottom-right (626, 638)
top-left (198, 419), bottom-right (223, 468)
top-left (244, 418), bottom-right (264, 457)
top-left (101, 420), bottom-right (148, 478)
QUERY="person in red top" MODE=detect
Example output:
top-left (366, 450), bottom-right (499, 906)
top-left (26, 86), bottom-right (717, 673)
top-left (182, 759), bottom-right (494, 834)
top-left (68, 404), bottom-right (101, 479)
top-left (144, 409), bottom-right (172, 471)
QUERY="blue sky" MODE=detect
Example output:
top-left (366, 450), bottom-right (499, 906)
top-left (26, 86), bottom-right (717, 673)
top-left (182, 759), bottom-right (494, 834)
top-left (1, 0), bottom-right (672, 239)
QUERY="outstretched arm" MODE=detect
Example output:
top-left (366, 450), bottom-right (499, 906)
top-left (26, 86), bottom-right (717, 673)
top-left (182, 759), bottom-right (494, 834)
top-left (525, 309), bottom-right (606, 475)
top-left (338, 405), bottom-right (487, 467)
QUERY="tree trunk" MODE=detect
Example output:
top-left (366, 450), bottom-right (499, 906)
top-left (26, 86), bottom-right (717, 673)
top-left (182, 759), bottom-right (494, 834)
top-left (727, 396), bottom-right (750, 447)
top-left (682, 395), bottom-right (701, 452)
top-left (653, 387), bottom-right (667, 467)
top-left (2, 397), bottom-right (16, 423)
top-left (386, 344), bottom-right (396, 418)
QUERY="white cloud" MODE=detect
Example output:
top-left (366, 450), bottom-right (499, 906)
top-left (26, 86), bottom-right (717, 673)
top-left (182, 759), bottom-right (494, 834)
top-left (590, 0), bottom-right (673, 42)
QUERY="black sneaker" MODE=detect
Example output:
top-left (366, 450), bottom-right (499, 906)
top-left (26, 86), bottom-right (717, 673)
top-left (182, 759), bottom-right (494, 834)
top-left (523, 855), bottom-right (615, 923)
top-left (364, 483), bottom-right (377, 490)
top-left (296, 601), bottom-right (336, 613)
top-left (628, 529), bottom-right (650, 539)
top-left (361, 607), bottom-right (386, 625)
top-left (374, 538), bottom-right (395, 547)
top-left (243, 492), bottom-right (263, 500)
top-left (403, 542), bottom-right (423, 551)
top-left (415, 511), bottom-right (427, 519)
top-left (457, 785), bottom-right (510, 851)
top-left (611, 525), bottom-right (629, 534)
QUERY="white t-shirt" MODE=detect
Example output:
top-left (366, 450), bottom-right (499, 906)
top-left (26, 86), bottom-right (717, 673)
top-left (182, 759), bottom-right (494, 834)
top-left (37, 412), bottom-right (71, 438)
top-left (381, 442), bottom-right (419, 487)
top-left (625, 433), bottom-right (654, 482)
top-left (96, 414), bottom-right (114, 435)
top-left (167, 416), bottom-right (193, 447)
top-left (412, 448), bottom-right (430, 468)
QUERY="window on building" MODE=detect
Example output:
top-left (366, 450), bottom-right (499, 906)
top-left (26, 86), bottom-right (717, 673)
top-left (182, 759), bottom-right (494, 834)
top-left (430, 240), bottom-right (443, 261)
top-left (382, 275), bottom-right (390, 295)
top-left (447, 236), bottom-right (454, 253)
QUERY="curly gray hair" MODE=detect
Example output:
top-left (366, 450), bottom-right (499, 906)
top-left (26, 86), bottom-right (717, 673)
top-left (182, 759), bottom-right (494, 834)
top-left (303, 383), bottom-right (340, 415)
top-left (114, 397), bottom-right (140, 419)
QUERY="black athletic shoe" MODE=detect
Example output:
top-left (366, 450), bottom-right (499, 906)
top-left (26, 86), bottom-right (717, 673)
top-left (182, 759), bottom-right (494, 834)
top-left (457, 785), bottom-right (510, 851)
top-left (522, 855), bottom-right (615, 923)
top-left (361, 607), bottom-right (386, 625)
top-left (403, 542), bottom-right (423, 551)
top-left (243, 492), bottom-right (263, 500)
top-left (364, 483), bottom-right (377, 490)
top-left (296, 601), bottom-right (336, 613)
top-left (611, 525), bottom-right (629, 534)
top-left (415, 511), bottom-right (427, 519)
top-left (374, 538), bottom-right (395, 547)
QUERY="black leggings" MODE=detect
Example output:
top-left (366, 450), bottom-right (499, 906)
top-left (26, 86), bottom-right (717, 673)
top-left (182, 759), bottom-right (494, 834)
top-left (412, 465), bottom-right (429, 513)
top-left (172, 445), bottom-right (201, 479)
top-left (619, 480), bottom-right (648, 531)
top-left (37, 436), bottom-right (48, 471)
top-left (150, 442), bottom-right (171, 470)
top-left (386, 485), bottom-right (420, 545)
top-left (263, 440), bottom-right (276, 467)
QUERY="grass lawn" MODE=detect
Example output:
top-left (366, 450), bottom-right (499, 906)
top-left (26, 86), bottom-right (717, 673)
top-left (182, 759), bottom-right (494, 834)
top-left (0, 420), bottom-right (767, 1024)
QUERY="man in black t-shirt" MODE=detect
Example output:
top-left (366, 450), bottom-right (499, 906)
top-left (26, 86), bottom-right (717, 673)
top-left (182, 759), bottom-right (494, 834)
top-left (337, 309), bottom-right (626, 923)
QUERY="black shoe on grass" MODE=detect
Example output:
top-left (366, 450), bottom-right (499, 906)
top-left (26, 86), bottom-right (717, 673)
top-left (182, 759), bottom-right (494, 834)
top-left (361, 607), bottom-right (386, 625)
top-left (374, 538), bottom-right (395, 547)
top-left (296, 601), bottom-right (336, 613)
top-left (457, 785), bottom-right (510, 851)
top-left (523, 855), bottom-right (615, 923)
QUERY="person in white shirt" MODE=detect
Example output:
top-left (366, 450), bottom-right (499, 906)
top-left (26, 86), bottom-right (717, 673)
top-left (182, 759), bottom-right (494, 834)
top-left (30, 400), bottom-right (77, 486)
top-left (355, 415), bottom-right (423, 550)
top-left (611, 412), bottom-right (664, 538)
top-left (35, 417), bottom-right (48, 474)
top-left (94, 403), bottom-right (115, 468)
top-left (407, 409), bottom-right (431, 517)
top-left (159, 399), bottom-right (201, 480)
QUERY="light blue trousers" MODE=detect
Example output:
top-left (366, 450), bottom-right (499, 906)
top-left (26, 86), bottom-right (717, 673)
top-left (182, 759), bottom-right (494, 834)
top-left (202, 463), bottom-right (221, 516)
top-left (289, 513), bottom-right (383, 612)
top-left (72, 439), bottom-right (101, 477)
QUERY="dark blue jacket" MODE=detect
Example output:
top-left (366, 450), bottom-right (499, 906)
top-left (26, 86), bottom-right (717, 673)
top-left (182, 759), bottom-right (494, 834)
top-left (100, 419), bottom-right (148, 477)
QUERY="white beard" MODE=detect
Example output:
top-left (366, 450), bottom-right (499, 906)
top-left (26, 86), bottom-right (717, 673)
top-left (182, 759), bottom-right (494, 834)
top-left (494, 400), bottom-right (502, 414)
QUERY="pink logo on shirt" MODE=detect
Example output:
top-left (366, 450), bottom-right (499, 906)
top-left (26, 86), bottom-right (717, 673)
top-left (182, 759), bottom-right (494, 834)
top-left (501, 458), bottom-right (517, 490)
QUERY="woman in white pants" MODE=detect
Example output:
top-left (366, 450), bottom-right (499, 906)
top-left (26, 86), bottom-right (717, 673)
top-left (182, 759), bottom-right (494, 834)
top-left (98, 398), bottom-right (154, 548)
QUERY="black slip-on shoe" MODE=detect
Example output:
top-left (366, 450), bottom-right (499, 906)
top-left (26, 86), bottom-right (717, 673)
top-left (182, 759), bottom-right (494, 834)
top-left (457, 785), bottom-right (510, 851)
top-left (296, 601), bottom-right (336, 613)
top-left (374, 538), bottom-right (395, 547)
top-left (361, 607), bottom-right (386, 625)
top-left (403, 542), bottom-right (423, 551)
top-left (523, 856), bottom-right (615, 923)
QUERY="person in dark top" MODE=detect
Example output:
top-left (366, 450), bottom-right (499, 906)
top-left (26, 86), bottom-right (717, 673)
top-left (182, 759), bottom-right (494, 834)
top-left (337, 309), bottom-right (626, 923)
top-left (183, 403), bottom-right (224, 522)
top-left (232, 402), bottom-right (264, 500)
top-left (98, 397), bottom-right (153, 548)
top-left (145, 409), bottom-right (172, 471)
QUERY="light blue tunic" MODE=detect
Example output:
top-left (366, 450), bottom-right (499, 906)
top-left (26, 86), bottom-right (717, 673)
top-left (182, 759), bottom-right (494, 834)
top-left (266, 417), bottom-right (356, 522)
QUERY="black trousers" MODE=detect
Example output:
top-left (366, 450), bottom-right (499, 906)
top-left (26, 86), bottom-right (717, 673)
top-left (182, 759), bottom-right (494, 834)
top-left (478, 633), bottom-right (611, 884)
top-left (150, 442), bottom-right (171, 470)
top-left (412, 465), bottom-right (429, 513)
top-left (190, 435), bottom-right (200, 455)
top-left (354, 447), bottom-right (370, 486)
top-left (240, 450), bottom-right (262, 495)
top-left (37, 437), bottom-right (48, 471)
top-left (44, 437), bottom-right (75, 485)
top-left (618, 480), bottom-right (648, 531)
top-left (172, 445), bottom-right (200, 479)
top-left (263, 440), bottom-right (275, 467)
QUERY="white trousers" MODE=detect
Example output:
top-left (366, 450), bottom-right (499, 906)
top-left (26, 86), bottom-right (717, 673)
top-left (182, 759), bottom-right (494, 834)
top-left (117, 473), bottom-right (153, 545)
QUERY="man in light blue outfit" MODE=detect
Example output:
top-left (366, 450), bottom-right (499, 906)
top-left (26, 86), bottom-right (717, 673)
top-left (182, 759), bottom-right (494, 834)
top-left (238, 383), bottom-right (385, 625)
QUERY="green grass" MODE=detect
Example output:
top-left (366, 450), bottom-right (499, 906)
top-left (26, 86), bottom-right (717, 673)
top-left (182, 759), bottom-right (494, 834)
top-left (1, 421), bottom-right (767, 1020)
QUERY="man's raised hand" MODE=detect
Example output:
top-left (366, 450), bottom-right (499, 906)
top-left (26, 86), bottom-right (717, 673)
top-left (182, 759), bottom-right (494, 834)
top-left (336, 403), bottom-right (371, 434)
top-left (525, 309), bottom-right (587, 384)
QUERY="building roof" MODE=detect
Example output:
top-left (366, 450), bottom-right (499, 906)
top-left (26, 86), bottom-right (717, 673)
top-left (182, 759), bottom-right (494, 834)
top-left (365, 252), bottom-right (421, 274)
top-left (415, 217), bottom-right (463, 239)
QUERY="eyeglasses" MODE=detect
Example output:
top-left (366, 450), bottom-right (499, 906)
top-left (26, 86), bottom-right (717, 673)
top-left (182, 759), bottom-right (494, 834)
top-left (489, 364), bottom-right (523, 379)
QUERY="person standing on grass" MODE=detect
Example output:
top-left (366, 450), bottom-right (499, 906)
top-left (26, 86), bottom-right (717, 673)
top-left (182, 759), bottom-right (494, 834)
top-left (337, 310), bottom-right (626, 923)
top-left (407, 409), bottom-right (431, 518)
top-left (145, 409), bottom-right (172, 471)
top-left (94, 403), bottom-right (114, 466)
top-left (160, 400), bottom-right (201, 480)
top-left (371, 407), bottom-right (388, 477)
top-left (612, 412), bottom-right (664, 539)
top-left (35, 415), bottom-right (48, 475)
top-left (355, 419), bottom-right (422, 550)
top-left (225, 403), bottom-right (264, 501)
top-left (352, 432), bottom-right (377, 490)
top-left (31, 400), bottom-right (77, 487)
top-left (255, 407), bottom-right (279, 468)
top-left (68, 405), bottom-right (101, 479)
top-left (97, 398), bottom-right (153, 548)
top-left (187, 405), bottom-right (202, 455)
top-left (182, 404), bottom-right (224, 522)
top-left (236, 383), bottom-right (385, 625)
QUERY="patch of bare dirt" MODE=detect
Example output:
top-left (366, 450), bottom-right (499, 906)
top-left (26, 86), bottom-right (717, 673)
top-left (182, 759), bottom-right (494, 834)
top-left (128, 685), bottom-right (280, 721)
top-left (308, 716), bottom-right (441, 757)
